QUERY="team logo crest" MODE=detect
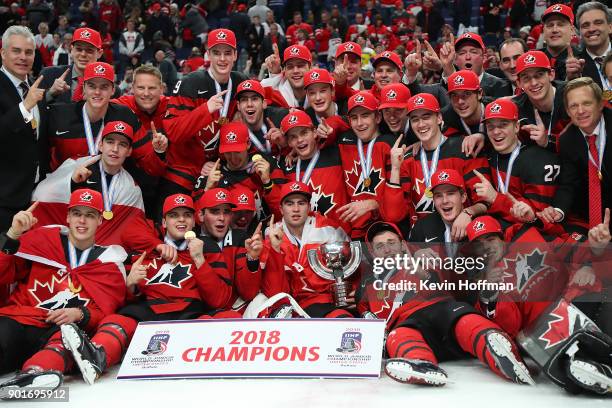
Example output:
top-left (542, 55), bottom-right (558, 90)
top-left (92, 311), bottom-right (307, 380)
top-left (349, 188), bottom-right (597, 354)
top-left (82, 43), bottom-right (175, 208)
top-left (288, 115), bottom-right (298, 125)
top-left (289, 47), bottom-right (300, 56)
top-left (242, 81), bottom-right (252, 89)
top-left (226, 131), bottom-right (237, 142)
top-left (490, 103), bottom-right (502, 113)
top-left (80, 192), bottom-right (93, 202)
top-left (381, 52), bottom-right (391, 58)
top-left (552, 5), bottom-right (562, 12)
top-left (337, 331), bottom-right (362, 353)
top-left (473, 221), bottom-right (485, 232)
top-left (463, 33), bottom-right (472, 39)
top-left (238, 194), bottom-right (248, 204)
top-left (453, 75), bottom-right (464, 86)
top-left (216, 191), bottom-right (227, 200)
top-left (310, 71), bottom-right (320, 80)
top-left (414, 96), bottom-right (425, 106)
top-left (174, 195), bottom-right (186, 205)
top-left (386, 90), bottom-right (397, 100)
top-left (94, 64), bottom-right (106, 75)
top-left (216, 31), bottom-right (227, 40)
top-left (345, 43), bottom-right (354, 51)
top-left (142, 333), bottom-right (170, 355)
top-left (438, 171), bottom-right (449, 181)
top-left (114, 122), bottom-right (126, 132)
top-left (354, 95), bottom-right (365, 104)
top-left (80, 29), bottom-right (91, 39)
top-left (524, 54), bottom-right (537, 65)
top-left (290, 183), bottom-right (301, 191)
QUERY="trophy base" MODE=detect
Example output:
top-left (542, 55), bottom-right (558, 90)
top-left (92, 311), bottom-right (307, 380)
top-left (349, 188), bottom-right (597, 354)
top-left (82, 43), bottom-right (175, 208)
top-left (332, 280), bottom-right (351, 308)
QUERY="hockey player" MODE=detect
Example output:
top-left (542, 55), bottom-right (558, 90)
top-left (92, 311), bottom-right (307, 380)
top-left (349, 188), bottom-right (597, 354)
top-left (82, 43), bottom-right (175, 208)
top-left (512, 50), bottom-right (570, 152)
top-left (358, 221), bottom-right (534, 386)
top-left (304, 68), bottom-right (350, 136)
top-left (267, 110), bottom-right (351, 230)
top-left (196, 187), bottom-right (263, 313)
top-left (378, 82), bottom-right (417, 145)
top-left (32, 121), bottom-right (145, 246)
top-left (262, 44), bottom-right (312, 109)
top-left (55, 193), bottom-right (235, 385)
top-left (539, 3), bottom-right (576, 82)
top-left (337, 91), bottom-right (395, 239)
top-left (369, 50), bottom-right (404, 100)
top-left (334, 42), bottom-right (373, 91)
top-left (381, 93), bottom-right (488, 239)
top-left (0, 189), bottom-right (126, 395)
top-left (476, 99), bottom-right (560, 224)
top-left (230, 187), bottom-right (257, 233)
top-left (263, 181), bottom-right (354, 318)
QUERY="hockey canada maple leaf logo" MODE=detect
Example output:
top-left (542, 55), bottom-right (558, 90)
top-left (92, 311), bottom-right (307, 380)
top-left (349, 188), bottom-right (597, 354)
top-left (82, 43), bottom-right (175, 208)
top-left (345, 43), bottom-right (354, 51)
top-left (453, 75), bottom-right (464, 86)
top-left (114, 122), bottom-right (126, 132)
top-left (354, 95), bottom-right (365, 104)
top-left (473, 221), bottom-right (485, 232)
top-left (216, 31), bottom-right (227, 40)
top-left (242, 81), bottom-right (252, 89)
top-left (310, 71), bottom-right (320, 80)
top-left (538, 300), bottom-right (597, 349)
top-left (490, 103), bottom-right (502, 113)
top-left (386, 89), bottom-right (397, 100)
top-left (382, 52), bottom-right (391, 58)
top-left (29, 275), bottom-right (89, 311)
top-left (80, 29), bottom-right (91, 39)
top-left (237, 194), bottom-right (249, 204)
top-left (344, 160), bottom-right (382, 196)
top-left (309, 182), bottom-right (336, 216)
top-left (288, 115), bottom-right (298, 125)
top-left (226, 131), bottom-right (237, 142)
top-left (290, 182), bottom-right (301, 191)
top-left (463, 33), bottom-right (473, 39)
top-left (524, 54), bottom-right (536, 65)
top-left (80, 191), bottom-right (93, 202)
top-left (502, 248), bottom-right (549, 295)
top-left (147, 262), bottom-right (192, 288)
top-left (215, 190), bottom-right (227, 200)
top-left (94, 64), bottom-right (106, 75)
top-left (437, 171), bottom-right (449, 181)
top-left (289, 47), bottom-right (300, 56)
top-left (414, 96), bottom-right (425, 105)
top-left (552, 5), bottom-right (562, 12)
top-left (174, 195), bottom-right (186, 205)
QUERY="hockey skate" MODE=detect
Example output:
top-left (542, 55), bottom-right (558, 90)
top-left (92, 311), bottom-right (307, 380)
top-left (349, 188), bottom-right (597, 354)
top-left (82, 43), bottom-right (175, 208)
top-left (61, 323), bottom-right (106, 385)
top-left (485, 330), bottom-right (535, 385)
top-left (384, 358), bottom-right (448, 386)
top-left (270, 304), bottom-right (294, 318)
top-left (0, 369), bottom-right (62, 399)
top-left (567, 358), bottom-right (612, 395)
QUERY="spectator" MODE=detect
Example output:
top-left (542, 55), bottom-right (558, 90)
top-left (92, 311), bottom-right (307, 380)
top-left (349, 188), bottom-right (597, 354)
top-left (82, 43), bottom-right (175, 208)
top-left (180, 3), bottom-right (208, 48)
top-left (182, 46), bottom-right (206, 74)
top-left (330, 5), bottom-right (348, 40)
top-left (247, 15), bottom-right (266, 73)
top-left (26, 0), bottom-right (51, 33)
top-left (248, 0), bottom-right (272, 22)
top-left (417, 0), bottom-right (444, 43)
top-left (261, 22), bottom-right (287, 61)
top-left (229, 4), bottom-right (251, 55)
top-left (153, 49), bottom-right (178, 95)
top-left (267, 0), bottom-right (286, 25)
top-left (0, 3), bottom-right (23, 33)
top-left (144, 3), bottom-right (175, 47)
top-left (34, 22), bottom-right (53, 66)
top-left (54, 15), bottom-right (71, 38)
top-left (98, 0), bottom-right (124, 40)
top-left (263, 9), bottom-right (285, 36)
top-left (52, 31), bottom-right (72, 66)
top-left (452, 0), bottom-right (473, 30)
top-left (78, 0), bottom-right (100, 30)
top-left (286, 11), bottom-right (313, 45)
top-left (119, 19), bottom-right (144, 73)
top-left (100, 21), bottom-right (114, 64)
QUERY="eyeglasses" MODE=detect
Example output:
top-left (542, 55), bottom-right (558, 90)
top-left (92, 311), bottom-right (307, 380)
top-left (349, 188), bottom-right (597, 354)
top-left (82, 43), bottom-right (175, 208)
top-left (373, 240), bottom-right (402, 252)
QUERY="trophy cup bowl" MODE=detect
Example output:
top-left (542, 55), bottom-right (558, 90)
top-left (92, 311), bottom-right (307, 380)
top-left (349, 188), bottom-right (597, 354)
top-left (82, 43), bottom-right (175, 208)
top-left (307, 242), bottom-right (362, 308)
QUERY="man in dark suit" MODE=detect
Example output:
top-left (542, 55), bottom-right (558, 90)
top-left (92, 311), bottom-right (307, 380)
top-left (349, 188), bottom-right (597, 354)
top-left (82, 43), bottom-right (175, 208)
top-left (0, 25), bottom-right (48, 231)
top-left (566, 2), bottom-right (611, 89)
top-left (39, 27), bottom-right (103, 105)
top-left (542, 78), bottom-right (611, 232)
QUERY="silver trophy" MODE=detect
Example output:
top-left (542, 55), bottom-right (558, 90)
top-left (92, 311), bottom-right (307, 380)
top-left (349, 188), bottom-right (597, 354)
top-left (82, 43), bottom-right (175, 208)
top-left (307, 242), bottom-right (362, 307)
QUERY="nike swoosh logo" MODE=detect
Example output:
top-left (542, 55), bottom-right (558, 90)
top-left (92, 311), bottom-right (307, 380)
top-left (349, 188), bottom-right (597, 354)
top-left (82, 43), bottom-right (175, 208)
top-left (56, 130), bottom-right (69, 135)
top-left (425, 237), bottom-right (437, 242)
top-left (86, 180), bottom-right (96, 184)
top-left (197, 90), bottom-right (208, 95)
top-left (453, 306), bottom-right (464, 312)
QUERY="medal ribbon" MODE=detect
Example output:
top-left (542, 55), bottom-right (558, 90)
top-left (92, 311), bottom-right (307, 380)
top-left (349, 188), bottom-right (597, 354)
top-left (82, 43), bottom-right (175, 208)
top-left (82, 105), bottom-right (104, 155)
top-left (295, 149), bottom-right (321, 184)
top-left (533, 87), bottom-right (556, 138)
top-left (496, 142), bottom-right (521, 193)
top-left (459, 103), bottom-right (485, 135)
top-left (248, 123), bottom-right (270, 153)
top-left (213, 75), bottom-right (232, 119)
top-left (99, 162), bottom-right (118, 214)
top-left (164, 235), bottom-right (188, 251)
top-left (357, 136), bottom-right (377, 184)
top-left (420, 135), bottom-right (446, 188)
top-left (68, 241), bottom-right (92, 270)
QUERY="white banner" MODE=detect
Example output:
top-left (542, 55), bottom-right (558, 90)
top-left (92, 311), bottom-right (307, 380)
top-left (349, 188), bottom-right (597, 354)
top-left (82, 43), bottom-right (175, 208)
top-left (117, 319), bottom-right (386, 380)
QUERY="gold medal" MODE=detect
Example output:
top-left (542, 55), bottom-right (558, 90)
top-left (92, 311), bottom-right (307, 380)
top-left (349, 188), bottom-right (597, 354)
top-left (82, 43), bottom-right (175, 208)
top-left (31, 118), bottom-right (37, 129)
top-left (103, 210), bottom-right (114, 220)
top-left (598, 171), bottom-right (603, 180)
top-left (252, 154), bottom-right (263, 162)
top-left (364, 177), bottom-right (371, 188)
top-left (68, 277), bottom-right (82, 293)
top-left (425, 188), bottom-right (433, 198)
top-left (603, 90), bottom-right (612, 102)
top-left (184, 231), bottom-right (196, 239)
top-left (217, 116), bottom-right (228, 125)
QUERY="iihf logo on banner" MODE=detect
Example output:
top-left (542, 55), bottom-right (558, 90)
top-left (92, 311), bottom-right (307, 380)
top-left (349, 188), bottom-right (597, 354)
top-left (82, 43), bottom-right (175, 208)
top-left (142, 333), bottom-right (170, 355)
top-left (337, 331), bottom-right (362, 353)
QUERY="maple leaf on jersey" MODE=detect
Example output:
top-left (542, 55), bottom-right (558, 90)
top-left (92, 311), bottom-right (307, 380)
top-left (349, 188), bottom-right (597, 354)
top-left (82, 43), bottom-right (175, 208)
top-left (344, 160), bottom-right (382, 196)
top-left (147, 262), bottom-right (192, 288)
top-left (29, 275), bottom-right (89, 311)
top-left (309, 182), bottom-right (336, 215)
top-left (538, 300), bottom-right (596, 349)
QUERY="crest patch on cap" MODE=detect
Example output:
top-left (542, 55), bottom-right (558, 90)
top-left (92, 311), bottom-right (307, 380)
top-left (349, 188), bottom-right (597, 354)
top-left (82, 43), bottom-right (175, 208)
top-left (80, 192), bottom-right (93, 202)
top-left (216, 191), bottom-right (227, 200)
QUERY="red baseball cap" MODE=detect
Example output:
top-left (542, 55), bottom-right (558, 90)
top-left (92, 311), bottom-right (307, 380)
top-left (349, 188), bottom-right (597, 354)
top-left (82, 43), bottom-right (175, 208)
top-left (430, 169), bottom-right (465, 191)
top-left (102, 121), bottom-right (133, 144)
top-left (348, 91), bottom-right (379, 113)
top-left (84, 62), bottom-right (114, 83)
top-left (72, 27), bottom-right (102, 49)
top-left (207, 29), bottom-right (237, 50)
top-left (236, 79), bottom-right (265, 99)
top-left (219, 122), bottom-right (249, 154)
top-left (454, 32), bottom-right (485, 51)
top-left (280, 181), bottom-right (312, 203)
top-left (281, 110), bottom-right (313, 133)
top-left (366, 221), bottom-right (403, 244)
top-left (198, 188), bottom-right (236, 210)
top-left (372, 51), bottom-right (403, 71)
top-left (163, 194), bottom-right (195, 216)
top-left (303, 68), bottom-right (334, 89)
top-left (467, 216), bottom-right (503, 242)
top-left (335, 42), bottom-right (362, 59)
top-left (515, 50), bottom-right (551, 75)
top-left (542, 3), bottom-right (574, 25)
top-left (283, 45), bottom-right (312, 64)
top-left (483, 99), bottom-right (519, 122)
top-left (69, 189), bottom-right (103, 213)
top-left (379, 83), bottom-right (411, 109)
top-left (231, 188), bottom-right (256, 212)
top-left (447, 70), bottom-right (480, 93)
top-left (407, 93), bottom-right (440, 113)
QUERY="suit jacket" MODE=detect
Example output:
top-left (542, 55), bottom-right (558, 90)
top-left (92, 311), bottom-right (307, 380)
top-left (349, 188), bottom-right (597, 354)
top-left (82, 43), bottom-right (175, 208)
top-left (480, 72), bottom-right (513, 98)
top-left (0, 71), bottom-right (49, 213)
top-left (553, 107), bottom-right (612, 225)
top-left (406, 81), bottom-right (450, 108)
top-left (39, 64), bottom-right (74, 104)
top-left (578, 48), bottom-right (606, 90)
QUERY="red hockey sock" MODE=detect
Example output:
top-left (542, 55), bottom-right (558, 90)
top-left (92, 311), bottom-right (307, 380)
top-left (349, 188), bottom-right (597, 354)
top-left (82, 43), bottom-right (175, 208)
top-left (325, 309), bottom-right (354, 318)
top-left (22, 331), bottom-right (72, 373)
top-left (386, 327), bottom-right (437, 364)
top-left (453, 313), bottom-right (506, 378)
top-left (91, 315), bottom-right (138, 368)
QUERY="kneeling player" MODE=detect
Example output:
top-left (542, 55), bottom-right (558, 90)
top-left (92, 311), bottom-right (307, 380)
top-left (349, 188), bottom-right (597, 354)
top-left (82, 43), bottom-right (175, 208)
top-left (359, 221), bottom-right (534, 386)
top-left (58, 194), bottom-right (233, 385)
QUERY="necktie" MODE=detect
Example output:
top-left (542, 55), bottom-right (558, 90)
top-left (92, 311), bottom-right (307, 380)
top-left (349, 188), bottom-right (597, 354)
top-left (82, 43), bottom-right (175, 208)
top-left (19, 81), bottom-right (29, 99)
top-left (587, 134), bottom-right (602, 228)
top-left (514, 86), bottom-right (523, 96)
top-left (594, 56), bottom-right (603, 66)
top-left (72, 76), bottom-right (84, 102)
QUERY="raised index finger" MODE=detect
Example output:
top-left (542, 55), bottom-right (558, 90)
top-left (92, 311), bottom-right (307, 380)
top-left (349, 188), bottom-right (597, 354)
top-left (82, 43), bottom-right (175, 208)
top-left (252, 222), bottom-right (263, 238)
top-left (393, 133), bottom-right (404, 148)
top-left (415, 39), bottom-right (422, 58)
top-left (134, 251), bottom-right (147, 266)
top-left (449, 33), bottom-right (455, 46)
top-left (604, 208), bottom-right (610, 227)
top-left (273, 43), bottom-right (279, 58)
top-left (266, 117), bottom-right (277, 129)
top-left (150, 121), bottom-right (158, 135)
top-left (343, 54), bottom-right (349, 67)
top-left (31, 75), bottom-right (44, 89)
top-left (60, 68), bottom-right (70, 81)
top-left (26, 201), bottom-right (39, 212)
top-left (473, 169), bottom-right (487, 182)
top-left (567, 46), bottom-right (574, 59)
top-left (84, 154), bottom-right (102, 167)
